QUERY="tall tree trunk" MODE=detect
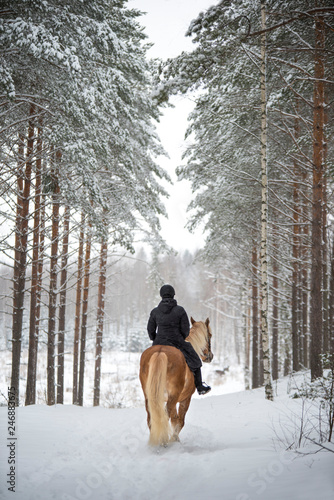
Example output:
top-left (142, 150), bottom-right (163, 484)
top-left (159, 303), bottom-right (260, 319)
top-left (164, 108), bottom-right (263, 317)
top-left (259, 326), bottom-right (264, 387)
top-left (78, 227), bottom-right (92, 406)
top-left (11, 133), bottom-right (25, 406)
top-left (292, 118), bottom-right (301, 372)
top-left (301, 166), bottom-right (310, 368)
top-left (259, 0), bottom-right (273, 400)
top-left (310, 13), bottom-right (325, 380)
top-left (322, 179), bottom-right (329, 354)
top-left (57, 205), bottom-right (70, 404)
top-left (244, 293), bottom-right (251, 390)
top-left (329, 237), bottom-right (334, 355)
top-left (11, 105), bottom-right (35, 405)
top-left (272, 227), bottom-right (279, 380)
top-left (252, 245), bottom-right (260, 389)
top-left (73, 213), bottom-right (85, 405)
top-left (47, 150), bottom-right (61, 406)
top-left (322, 83), bottom-right (329, 354)
top-left (93, 238), bottom-right (108, 407)
top-left (35, 184), bottom-right (46, 375)
top-left (25, 120), bottom-right (42, 406)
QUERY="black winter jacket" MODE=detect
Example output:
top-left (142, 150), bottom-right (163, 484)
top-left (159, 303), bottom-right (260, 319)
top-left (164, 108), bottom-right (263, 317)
top-left (147, 298), bottom-right (202, 371)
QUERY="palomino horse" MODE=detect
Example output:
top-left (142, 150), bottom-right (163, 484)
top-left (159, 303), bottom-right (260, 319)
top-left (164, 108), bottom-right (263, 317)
top-left (139, 317), bottom-right (213, 446)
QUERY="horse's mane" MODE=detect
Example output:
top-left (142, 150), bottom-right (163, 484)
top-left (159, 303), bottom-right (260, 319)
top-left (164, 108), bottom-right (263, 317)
top-left (186, 321), bottom-right (208, 358)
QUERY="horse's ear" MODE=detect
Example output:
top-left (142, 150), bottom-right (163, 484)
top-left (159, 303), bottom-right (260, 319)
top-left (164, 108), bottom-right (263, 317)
top-left (205, 318), bottom-right (210, 327)
top-left (190, 317), bottom-right (196, 325)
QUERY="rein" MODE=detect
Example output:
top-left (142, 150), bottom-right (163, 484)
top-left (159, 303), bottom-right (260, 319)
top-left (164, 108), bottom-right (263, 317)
top-left (206, 325), bottom-right (212, 351)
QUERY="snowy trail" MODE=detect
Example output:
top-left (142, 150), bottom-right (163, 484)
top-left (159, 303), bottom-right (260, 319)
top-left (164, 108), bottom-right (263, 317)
top-left (1, 380), bottom-right (333, 500)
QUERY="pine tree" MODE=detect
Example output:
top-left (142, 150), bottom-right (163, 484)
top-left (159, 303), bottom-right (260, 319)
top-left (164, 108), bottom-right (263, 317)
top-left (2, 0), bottom-right (170, 406)
top-left (310, 11), bottom-right (326, 381)
top-left (78, 227), bottom-right (92, 407)
top-left (57, 205), bottom-right (70, 404)
top-left (47, 150), bottom-right (61, 406)
top-left (72, 214), bottom-right (85, 405)
top-left (93, 237), bottom-right (108, 407)
top-left (11, 106), bottom-right (35, 405)
top-left (155, 0), bottom-right (334, 388)
top-left (25, 119), bottom-right (43, 406)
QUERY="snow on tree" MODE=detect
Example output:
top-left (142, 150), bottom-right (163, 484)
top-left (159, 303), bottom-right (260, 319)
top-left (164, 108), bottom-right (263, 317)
top-left (0, 0), bottom-right (170, 405)
top-left (154, 0), bottom-right (334, 391)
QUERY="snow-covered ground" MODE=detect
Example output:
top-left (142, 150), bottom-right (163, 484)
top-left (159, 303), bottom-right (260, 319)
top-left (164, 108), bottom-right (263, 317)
top-left (0, 355), bottom-right (333, 500)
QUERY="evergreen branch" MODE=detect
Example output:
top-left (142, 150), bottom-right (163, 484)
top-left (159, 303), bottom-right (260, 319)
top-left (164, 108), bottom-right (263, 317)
top-left (247, 8), bottom-right (334, 38)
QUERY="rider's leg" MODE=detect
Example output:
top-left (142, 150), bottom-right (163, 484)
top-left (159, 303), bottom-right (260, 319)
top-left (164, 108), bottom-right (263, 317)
top-left (192, 367), bottom-right (211, 395)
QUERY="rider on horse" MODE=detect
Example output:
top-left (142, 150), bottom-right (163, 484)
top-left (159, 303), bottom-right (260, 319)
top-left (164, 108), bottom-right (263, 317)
top-left (147, 284), bottom-right (211, 395)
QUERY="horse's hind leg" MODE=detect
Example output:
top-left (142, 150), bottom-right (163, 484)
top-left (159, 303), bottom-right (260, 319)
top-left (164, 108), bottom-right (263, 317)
top-left (167, 397), bottom-right (180, 442)
top-left (177, 397), bottom-right (192, 437)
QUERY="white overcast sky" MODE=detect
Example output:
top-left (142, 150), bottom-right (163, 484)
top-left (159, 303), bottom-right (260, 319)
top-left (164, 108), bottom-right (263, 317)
top-left (129, 0), bottom-right (216, 252)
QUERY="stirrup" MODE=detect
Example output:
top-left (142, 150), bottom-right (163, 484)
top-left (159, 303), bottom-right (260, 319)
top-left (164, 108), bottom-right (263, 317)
top-left (197, 383), bottom-right (211, 395)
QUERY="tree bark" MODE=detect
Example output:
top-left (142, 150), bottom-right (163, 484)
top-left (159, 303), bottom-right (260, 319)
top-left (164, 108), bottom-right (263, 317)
top-left (272, 227), bottom-right (279, 380)
top-left (310, 13), bottom-right (325, 380)
top-left (244, 294), bottom-right (251, 390)
top-left (72, 213), bottom-right (85, 405)
top-left (259, 0), bottom-right (273, 400)
top-left (329, 237), bottom-right (334, 355)
top-left (93, 238), bottom-right (108, 407)
top-left (292, 114), bottom-right (301, 373)
top-left (252, 245), bottom-right (260, 389)
top-left (11, 105), bottom-right (35, 406)
top-left (35, 184), bottom-right (46, 373)
top-left (322, 178), bottom-right (329, 354)
top-left (78, 227), bottom-right (92, 406)
top-left (47, 150), bottom-right (61, 406)
top-left (322, 85), bottom-right (329, 354)
top-left (11, 133), bottom-right (25, 407)
top-left (57, 205), bottom-right (70, 404)
top-left (301, 165), bottom-right (310, 368)
top-left (25, 120), bottom-right (42, 406)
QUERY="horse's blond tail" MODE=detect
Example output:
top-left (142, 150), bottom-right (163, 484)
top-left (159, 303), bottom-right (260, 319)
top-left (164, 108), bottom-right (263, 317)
top-left (146, 352), bottom-right (170, 446)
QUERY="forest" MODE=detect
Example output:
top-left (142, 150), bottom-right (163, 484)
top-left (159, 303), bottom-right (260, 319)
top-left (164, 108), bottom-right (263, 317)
top-left (1, 0), bottom-right (334, 410)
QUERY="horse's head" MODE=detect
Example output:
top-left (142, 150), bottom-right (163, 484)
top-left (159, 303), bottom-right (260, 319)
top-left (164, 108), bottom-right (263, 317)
top-left (190, 317), bottom-right (214, 363)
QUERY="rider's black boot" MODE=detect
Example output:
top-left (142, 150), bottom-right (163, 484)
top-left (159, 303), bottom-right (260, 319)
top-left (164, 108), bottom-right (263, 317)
top-left (193, 367), bottom-right (211, 395)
